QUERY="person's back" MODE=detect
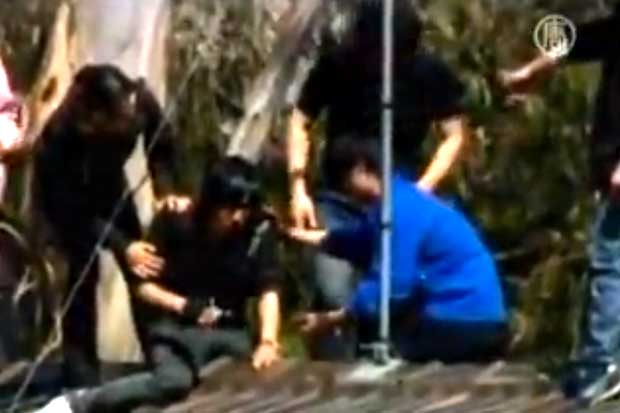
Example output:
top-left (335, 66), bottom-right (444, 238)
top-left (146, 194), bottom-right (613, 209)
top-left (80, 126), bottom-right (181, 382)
top-left (394, 175), bottom-right (505, 322)
top-left (350, 174), bottom-right (506, 325)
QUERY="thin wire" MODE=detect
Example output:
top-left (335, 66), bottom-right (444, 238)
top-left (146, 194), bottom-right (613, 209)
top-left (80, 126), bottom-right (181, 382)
top-left (8, 48), bottom-right (205, 413)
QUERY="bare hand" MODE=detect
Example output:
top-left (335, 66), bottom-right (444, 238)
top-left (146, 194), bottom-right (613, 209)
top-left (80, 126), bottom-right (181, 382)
top-left (293, 312), bottom-right (333, 334)
top-left (156, 195), bottom-right (192, 213)
top-left (126, 241), bottom-right (164, 279)
top-left (287, 227), bottom-right (327, 246)
top-left (197, 306), bottom-right (221, 328)
top-left (610, 167), bottom-right (620, 201)
top-left (252, 342), bottom-right (281, 370)
top-left (290, 188), bottom-right (318, 229)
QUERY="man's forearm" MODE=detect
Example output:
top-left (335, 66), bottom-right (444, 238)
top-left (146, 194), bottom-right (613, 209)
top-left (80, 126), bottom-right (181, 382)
top-left (136, 282), bottom-right (187, 315)
top-left (287, 109), bottom-right (311, 193)
top-left (257, 290), bottom-right (280, 344)
top-left (418, 116), bottom-right (468, 191)
top-left (523, 53), bottom-right (559, 76)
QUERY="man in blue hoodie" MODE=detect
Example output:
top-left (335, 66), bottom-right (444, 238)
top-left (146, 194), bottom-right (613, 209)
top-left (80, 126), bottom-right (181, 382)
top-left (290, 136), bottom-right (507, 362)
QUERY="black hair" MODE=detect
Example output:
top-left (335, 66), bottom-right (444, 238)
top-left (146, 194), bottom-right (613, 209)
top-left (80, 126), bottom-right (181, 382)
top-left (323, 135), bottom-right (381, 191)
top-left (338, 0), bottom-right (422, 54)
top-left (72, 64), bottom-right (137, 112)
top-left (194, 156), bottom-right (262, 226)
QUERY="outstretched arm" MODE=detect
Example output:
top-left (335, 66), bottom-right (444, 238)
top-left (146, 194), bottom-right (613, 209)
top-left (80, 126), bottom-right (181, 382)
top-left (418, 116), bottom-right (469, 192)
top-left (288, 214), bottom-right (376, 270)
top-left (287, 109), bottom-right (317, 229)
top-left (135, 281), bottom-right (188, 316)
top-left (252, 290), bottom-right (282, 370)
top-left (501, 14), bottom-right (619, 91)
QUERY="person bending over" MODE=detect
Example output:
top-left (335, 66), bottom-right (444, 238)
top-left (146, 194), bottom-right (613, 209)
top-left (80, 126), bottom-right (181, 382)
top-left (36, 157), bottom-right (282, 413)
top-left (35, 65), bottom-right (189, 386)
top-left (290, 137), bottom-right (507, 362)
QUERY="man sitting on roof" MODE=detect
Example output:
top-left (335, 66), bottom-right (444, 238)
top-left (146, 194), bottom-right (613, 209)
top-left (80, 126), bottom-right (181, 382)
top-left (290, 136), bottom-right (508, 362)
top-left (36, 157), bottom-right (282, 413)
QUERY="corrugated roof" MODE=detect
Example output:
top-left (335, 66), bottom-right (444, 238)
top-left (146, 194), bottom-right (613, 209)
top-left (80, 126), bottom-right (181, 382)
top-left (155, 358), bottom-right (581, 413)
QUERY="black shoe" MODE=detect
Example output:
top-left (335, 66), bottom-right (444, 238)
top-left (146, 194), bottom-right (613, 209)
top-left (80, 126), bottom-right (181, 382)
top-left (563, 363), bottom-right (620, 407)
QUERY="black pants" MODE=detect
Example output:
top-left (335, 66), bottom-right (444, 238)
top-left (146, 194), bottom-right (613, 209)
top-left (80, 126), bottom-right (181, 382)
top-left (392, 319), bottom-right (509, 363)
top-left (83, 321), bottom-right (251, 413)
top-left (63, 255), bottom-right (101, 388)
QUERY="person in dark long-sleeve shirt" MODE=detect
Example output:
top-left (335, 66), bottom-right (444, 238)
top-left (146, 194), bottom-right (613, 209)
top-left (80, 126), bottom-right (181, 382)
top-left (35, 65), bottom-right (187, 387)
top-left (502, 6), bottom-right (620, 407)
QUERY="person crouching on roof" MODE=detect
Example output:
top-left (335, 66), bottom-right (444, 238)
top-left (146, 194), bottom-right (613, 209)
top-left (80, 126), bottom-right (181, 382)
top-left (289, 136), bottom-right (508, 363)
top-left (36, 156), bottom-right (282, 413)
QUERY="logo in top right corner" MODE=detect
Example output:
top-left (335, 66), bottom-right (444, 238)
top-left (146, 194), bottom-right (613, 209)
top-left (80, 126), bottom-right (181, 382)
top-left (533, 14), bottom-right (577, 59)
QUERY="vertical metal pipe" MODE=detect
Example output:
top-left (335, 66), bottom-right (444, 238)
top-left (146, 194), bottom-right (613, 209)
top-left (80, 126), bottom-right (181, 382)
top-left (378, 0), bottom-right (394, 363)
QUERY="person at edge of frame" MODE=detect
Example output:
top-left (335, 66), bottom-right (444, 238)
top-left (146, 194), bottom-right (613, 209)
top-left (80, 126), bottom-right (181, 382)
top-left (35, 156), bottom-right (282, 413)
top-left (288, 136), bottom-right (508, 363)
top-left (287, 0), bottom-right (470, 360)
top-left (0, 53), bottom-right (29, 368)
top-left (34, 64), bottom-right (190, 388)
top-left (0, 54), bottom-right (28, 204)
top-left (500, 4), bottom-right (620, 408)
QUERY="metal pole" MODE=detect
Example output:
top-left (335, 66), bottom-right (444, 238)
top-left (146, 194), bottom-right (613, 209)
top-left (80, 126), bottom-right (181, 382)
top-left (376, 0), bottom-right (394, 364)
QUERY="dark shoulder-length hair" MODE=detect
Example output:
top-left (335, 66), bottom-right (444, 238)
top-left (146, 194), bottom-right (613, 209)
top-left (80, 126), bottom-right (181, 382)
top-left (193, 156), bottom-right (262, 229)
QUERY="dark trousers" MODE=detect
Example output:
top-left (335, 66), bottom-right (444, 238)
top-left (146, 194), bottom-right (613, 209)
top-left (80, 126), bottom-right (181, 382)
top-left (393, 319), bottom-right (508, 363)
top-left (85, 321), bottom-right (251, 413)
top-left (308, 191), bottom-right (367, 361)
top-left (63, 255), bottom-right (100, 388)
top-left (576, 199), bottom-right (620, 367)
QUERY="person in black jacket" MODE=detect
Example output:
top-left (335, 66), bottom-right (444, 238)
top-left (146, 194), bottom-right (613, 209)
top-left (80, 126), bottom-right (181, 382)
top-left (35, 157), bottom-right (282, 413)
top-left (501, 5), bottom-right (620, 407)
top-left (35, 64), bottom-right (187, 387)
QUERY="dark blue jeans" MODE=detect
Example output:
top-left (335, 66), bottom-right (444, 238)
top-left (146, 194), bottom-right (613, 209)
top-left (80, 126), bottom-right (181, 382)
top-left (577, 199), bottom-right (620, 366)
top-left (307, 191), bottom-right (367, 361)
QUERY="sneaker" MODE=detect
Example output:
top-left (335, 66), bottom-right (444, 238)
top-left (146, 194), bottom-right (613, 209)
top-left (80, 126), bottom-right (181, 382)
top-left (563, 363), bottom-right (620, 407)
top-left (34, 395), bottom-right (74, 413)
top-left (35, 389), bottom-right (95, 413)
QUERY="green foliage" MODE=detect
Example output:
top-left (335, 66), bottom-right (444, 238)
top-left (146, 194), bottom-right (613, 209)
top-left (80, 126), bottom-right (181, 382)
top-left (420, 0), bottom-right (607, 362)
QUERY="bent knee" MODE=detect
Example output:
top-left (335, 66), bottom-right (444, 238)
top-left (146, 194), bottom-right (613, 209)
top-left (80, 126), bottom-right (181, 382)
top-left (154, 364), bottom-right (194, 399)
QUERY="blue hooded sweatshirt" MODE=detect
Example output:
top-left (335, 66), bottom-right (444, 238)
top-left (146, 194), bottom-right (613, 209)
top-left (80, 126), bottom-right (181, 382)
top-left (322, 174), bottom-right (506, 323)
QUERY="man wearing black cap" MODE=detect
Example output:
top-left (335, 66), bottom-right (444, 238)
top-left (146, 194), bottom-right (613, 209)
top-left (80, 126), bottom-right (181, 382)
top-left (287, 0), bottom-right (469, 360)
top-left (36, 157), bottom-right (283, 413)
top-left (502, 5), bottom-right (620, 407)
